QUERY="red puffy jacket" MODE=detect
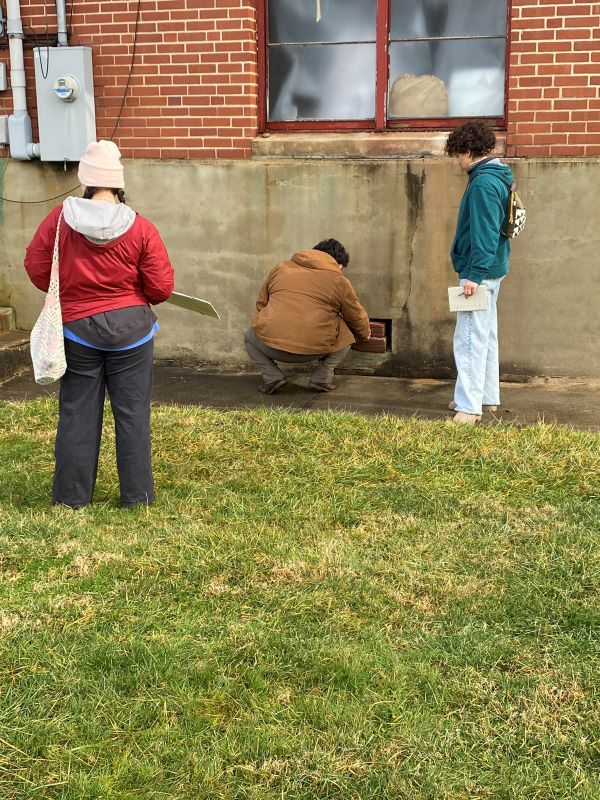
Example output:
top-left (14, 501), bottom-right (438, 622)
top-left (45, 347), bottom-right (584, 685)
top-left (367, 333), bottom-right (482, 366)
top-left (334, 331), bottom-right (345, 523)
top-left (24, 204), bottom-right (174, 323)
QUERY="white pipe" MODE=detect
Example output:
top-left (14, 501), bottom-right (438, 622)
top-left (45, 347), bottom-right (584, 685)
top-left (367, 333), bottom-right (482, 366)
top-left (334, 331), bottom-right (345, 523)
top-left (56, 0), bottom-right (68, 46)
top-left (7, 0), bottom-right (26, 111)
top-left (6, 0), bottom-right (39, 159)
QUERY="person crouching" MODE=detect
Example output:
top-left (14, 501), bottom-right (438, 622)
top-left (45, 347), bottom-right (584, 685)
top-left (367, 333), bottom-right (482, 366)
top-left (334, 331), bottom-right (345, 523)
top-left (244, 239), bottom-right (370, 394)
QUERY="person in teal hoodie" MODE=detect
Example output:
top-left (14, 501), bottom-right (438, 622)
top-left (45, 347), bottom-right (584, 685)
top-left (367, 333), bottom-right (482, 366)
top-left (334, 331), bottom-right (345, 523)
top-left (445, 122), bottom-right (514, 423)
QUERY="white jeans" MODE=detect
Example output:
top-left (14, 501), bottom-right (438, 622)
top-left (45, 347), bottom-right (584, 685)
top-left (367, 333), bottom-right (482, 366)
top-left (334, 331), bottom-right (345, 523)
top-left (453, 276), bottom-right (504, 415)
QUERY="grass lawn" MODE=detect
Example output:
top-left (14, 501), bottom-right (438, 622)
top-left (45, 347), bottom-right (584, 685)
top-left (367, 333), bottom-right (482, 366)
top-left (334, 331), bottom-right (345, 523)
top-left (0, 398), bottom-right (599, 799)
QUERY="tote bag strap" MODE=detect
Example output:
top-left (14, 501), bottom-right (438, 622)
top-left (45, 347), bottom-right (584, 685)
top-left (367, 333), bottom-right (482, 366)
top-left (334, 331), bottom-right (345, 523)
top-left (46, 211), bottom-right (64, 304)
top-left (50, 211), bottom-right (64, 285)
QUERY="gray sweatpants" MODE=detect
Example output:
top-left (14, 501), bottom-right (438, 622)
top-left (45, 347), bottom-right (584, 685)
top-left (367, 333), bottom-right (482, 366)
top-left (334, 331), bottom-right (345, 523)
top-left (244, 327), bottom-right (350, 385)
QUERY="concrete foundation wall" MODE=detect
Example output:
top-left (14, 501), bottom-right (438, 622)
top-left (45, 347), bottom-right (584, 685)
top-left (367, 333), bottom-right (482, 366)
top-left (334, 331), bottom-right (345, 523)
top-left (1, 157), bottom-right (599, 378)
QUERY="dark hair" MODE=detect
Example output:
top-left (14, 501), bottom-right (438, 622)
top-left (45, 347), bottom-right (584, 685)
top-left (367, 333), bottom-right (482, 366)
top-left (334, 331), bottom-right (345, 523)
top-left (83, 186), bottom-right (126, 203)
top-left (445, 122), bottom-right (496, 158)
top-left (313, 238), bottom-right (349, 267)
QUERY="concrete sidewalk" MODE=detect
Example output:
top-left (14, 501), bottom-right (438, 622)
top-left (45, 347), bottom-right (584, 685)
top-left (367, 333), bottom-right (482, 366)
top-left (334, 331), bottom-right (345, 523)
top-left (1, 364), bottom-right (599, 431)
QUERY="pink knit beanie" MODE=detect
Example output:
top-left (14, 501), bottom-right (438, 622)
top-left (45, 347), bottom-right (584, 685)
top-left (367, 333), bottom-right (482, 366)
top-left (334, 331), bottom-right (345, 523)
top-left (78, 140), bottom-right (125, 189)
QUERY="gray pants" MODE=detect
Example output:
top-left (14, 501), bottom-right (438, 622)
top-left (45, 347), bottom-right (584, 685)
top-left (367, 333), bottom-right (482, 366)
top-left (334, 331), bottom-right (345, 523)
top-left (244, 327), bottom-right (350, 385)
top-left (53, 338), bottom-right (154, 509)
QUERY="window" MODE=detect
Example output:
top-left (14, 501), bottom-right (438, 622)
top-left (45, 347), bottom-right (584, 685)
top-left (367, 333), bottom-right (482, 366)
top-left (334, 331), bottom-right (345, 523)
top-left (257, 0), bottom-right (509, 131)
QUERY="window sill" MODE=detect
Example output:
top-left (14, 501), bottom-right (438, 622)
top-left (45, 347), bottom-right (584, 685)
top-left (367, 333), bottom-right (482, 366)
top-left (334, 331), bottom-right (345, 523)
top-left (252, 131), bottom-right (506, 160)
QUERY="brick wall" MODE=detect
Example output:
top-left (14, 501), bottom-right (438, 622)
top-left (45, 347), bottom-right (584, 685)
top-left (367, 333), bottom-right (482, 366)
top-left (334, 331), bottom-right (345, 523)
top-left (0, 1), bottom-right (598, 159)
top-left (508, 0), bottom-right (600, 157)
top-left (4, 0), bottom-right (258, 159)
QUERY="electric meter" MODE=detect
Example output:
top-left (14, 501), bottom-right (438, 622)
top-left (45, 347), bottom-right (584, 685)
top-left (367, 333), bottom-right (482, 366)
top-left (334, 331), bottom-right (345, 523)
top-left (53, 74), bottom-right (80, 103)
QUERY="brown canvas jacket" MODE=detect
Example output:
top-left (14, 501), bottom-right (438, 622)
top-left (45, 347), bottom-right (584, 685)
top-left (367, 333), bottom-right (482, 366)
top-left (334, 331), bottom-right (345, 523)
top-left (252, 249), bottom-right (370, 355)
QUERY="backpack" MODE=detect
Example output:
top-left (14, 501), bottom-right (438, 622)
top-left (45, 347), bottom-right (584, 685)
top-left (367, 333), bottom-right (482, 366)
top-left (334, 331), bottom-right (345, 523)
top-left (503, 181), bottom-right (526, 238)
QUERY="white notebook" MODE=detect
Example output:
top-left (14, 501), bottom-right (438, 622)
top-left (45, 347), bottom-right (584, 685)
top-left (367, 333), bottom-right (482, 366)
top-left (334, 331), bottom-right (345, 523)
top-left (448, 285), bottom-right (488, 313)
top-left (167, 291), bottom-right (220, 319)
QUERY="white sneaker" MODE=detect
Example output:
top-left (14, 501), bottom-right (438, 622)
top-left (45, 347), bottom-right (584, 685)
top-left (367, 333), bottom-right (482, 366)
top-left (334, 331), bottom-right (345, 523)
top-left (451, 411), bottom-right (482, 424)
top-left (448, 400), bottom-right (497, 412)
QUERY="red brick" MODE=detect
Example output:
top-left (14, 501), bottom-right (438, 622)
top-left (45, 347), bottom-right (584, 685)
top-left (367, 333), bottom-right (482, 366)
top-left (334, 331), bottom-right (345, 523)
top-left (562, 86), bottom-right (597, 95)
top-left (554, 122), bottom-right (586, 132)
top-left (548, 144), bottom-right (587, 154)
top-left (553, 98), bottom-right (591, 108)
top-left (568, 131), bottom-right (600, 142)
top-left (352, 337), bottom-right (387, 354)
top-left (555, 4), bottom-right (593, 15)
top-left (514, 145), bottom-right (556, 156)
top-left (518, 77), bottom-right (555, 87)
top-left (520, 53), bottom-right (555, 63)
top-left (555, 75), bottom-right (592, 85)
top-left (515, 122), bottom-right (554, 133)
top-left (511, 134), bottom-right (535, 145)
top-left (534, 111), bottom-right (572, 121)
top-left (537, 64), bottom-right (574, 74)
top-left (571, 109), bottom-right (600, 119)
top-left (556, 51), bottom-right (593, 61)
top-left (520, 29), bottom-right (556, 40)
top-left (539, 41), bottom-right (574, 51)
top-left (556, 27), bottom-right (593, 38)
top-left (520, 5), bottom-right (560, 17)
top-left (563, 15), bottom-right (600, 25)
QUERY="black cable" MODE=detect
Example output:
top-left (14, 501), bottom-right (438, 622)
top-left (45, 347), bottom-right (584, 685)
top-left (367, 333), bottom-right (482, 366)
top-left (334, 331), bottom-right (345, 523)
top-left (67, 0), bottom-right (75, 38)
top-left (0, 187), bottom-right (81, 204)
top-left (23, 24), bottom-right (50, 79)
top-left (109, 0), bottom-right (141, 140)
top-left (0, 0), bottom-right (141, 206)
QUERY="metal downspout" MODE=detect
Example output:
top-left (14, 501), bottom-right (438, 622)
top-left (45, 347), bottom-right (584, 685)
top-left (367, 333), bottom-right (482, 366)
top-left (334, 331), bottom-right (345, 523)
top-left (56, 0), bottom-right (68, 46)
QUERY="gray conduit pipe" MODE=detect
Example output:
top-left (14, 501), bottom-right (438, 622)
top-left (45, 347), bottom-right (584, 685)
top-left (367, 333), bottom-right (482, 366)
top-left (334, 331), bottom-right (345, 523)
top-left (7, 0), bottom-right (40, 159)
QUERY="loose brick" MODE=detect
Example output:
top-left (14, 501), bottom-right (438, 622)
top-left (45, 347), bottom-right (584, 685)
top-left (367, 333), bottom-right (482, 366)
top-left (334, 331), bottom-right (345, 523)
top-left (352, 337), bottom-right (387, 354)
top-left (369, 321), bottom-right (386, 338)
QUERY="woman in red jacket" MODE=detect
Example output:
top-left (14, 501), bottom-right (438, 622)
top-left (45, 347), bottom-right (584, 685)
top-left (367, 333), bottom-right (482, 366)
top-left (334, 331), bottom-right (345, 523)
top-left (24, 140), bottom-right (174, 509)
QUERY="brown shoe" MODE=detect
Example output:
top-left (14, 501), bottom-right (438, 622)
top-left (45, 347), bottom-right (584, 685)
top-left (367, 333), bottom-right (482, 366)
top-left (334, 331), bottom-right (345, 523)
top-left (309, 380), bottom-right (337, 392)
top-left (449, 400), bottom-right (497, 412)
top-left (259, 378), bottom-right (287, 395)
top-left (451, 411), bottom-right (482, 424)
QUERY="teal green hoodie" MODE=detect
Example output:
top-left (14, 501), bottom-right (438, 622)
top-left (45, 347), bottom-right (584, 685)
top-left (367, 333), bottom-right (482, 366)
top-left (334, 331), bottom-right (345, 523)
top-left (450, 159), bottom-right (514, 283)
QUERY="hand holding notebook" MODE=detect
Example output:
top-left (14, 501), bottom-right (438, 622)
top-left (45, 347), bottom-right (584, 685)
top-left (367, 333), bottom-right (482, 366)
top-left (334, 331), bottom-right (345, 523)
top-left (448, 285), bottom-right (488, 313)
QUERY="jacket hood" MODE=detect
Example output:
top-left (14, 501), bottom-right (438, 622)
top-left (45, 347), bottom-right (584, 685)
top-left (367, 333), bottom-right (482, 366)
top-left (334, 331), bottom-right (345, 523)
top-left (62, 196), bottom-right (136, 244)
top-left (469, 159), bottom-right (514, 189)
top-left (291, 249), bottom-right (341, 271)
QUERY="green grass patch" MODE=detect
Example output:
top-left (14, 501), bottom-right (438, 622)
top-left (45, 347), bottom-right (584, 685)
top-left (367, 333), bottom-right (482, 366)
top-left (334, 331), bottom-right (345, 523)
top-left (0, 398), bottom-right (599, 799)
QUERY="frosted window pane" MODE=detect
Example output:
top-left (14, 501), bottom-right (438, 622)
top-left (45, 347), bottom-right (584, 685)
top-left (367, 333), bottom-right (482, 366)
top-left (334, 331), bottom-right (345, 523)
top-left (391, 0), bottom-right (507, 39)
top-left (388, 39), bottom-right (506, 118)
top-left (269, 0), bottom-right (376, 44)
top-left (268, 44), bottom-right (376, 121)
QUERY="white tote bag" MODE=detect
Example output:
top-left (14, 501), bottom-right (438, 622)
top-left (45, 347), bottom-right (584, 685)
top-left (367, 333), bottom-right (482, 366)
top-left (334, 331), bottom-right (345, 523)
top-left (30, 212), bottom-right (67, 385)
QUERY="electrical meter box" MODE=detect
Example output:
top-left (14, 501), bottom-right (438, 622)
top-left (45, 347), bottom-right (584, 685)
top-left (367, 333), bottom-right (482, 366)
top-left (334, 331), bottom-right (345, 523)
top-left (33, 46), bottom-right (96, 162)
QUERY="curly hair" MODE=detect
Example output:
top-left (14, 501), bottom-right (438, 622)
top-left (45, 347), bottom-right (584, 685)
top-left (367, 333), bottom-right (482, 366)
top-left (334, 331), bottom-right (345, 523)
top-left (445, 122), bottom-right (496, 158)
top-left (313, 238), bottom-right (349, 268)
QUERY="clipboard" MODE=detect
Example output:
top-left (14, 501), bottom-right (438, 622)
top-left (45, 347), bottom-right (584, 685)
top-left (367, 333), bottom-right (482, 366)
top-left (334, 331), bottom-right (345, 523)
top-left (448, 285), bottom-right (488, 313)
top-left (167, 291), bottom-right (220, 319)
